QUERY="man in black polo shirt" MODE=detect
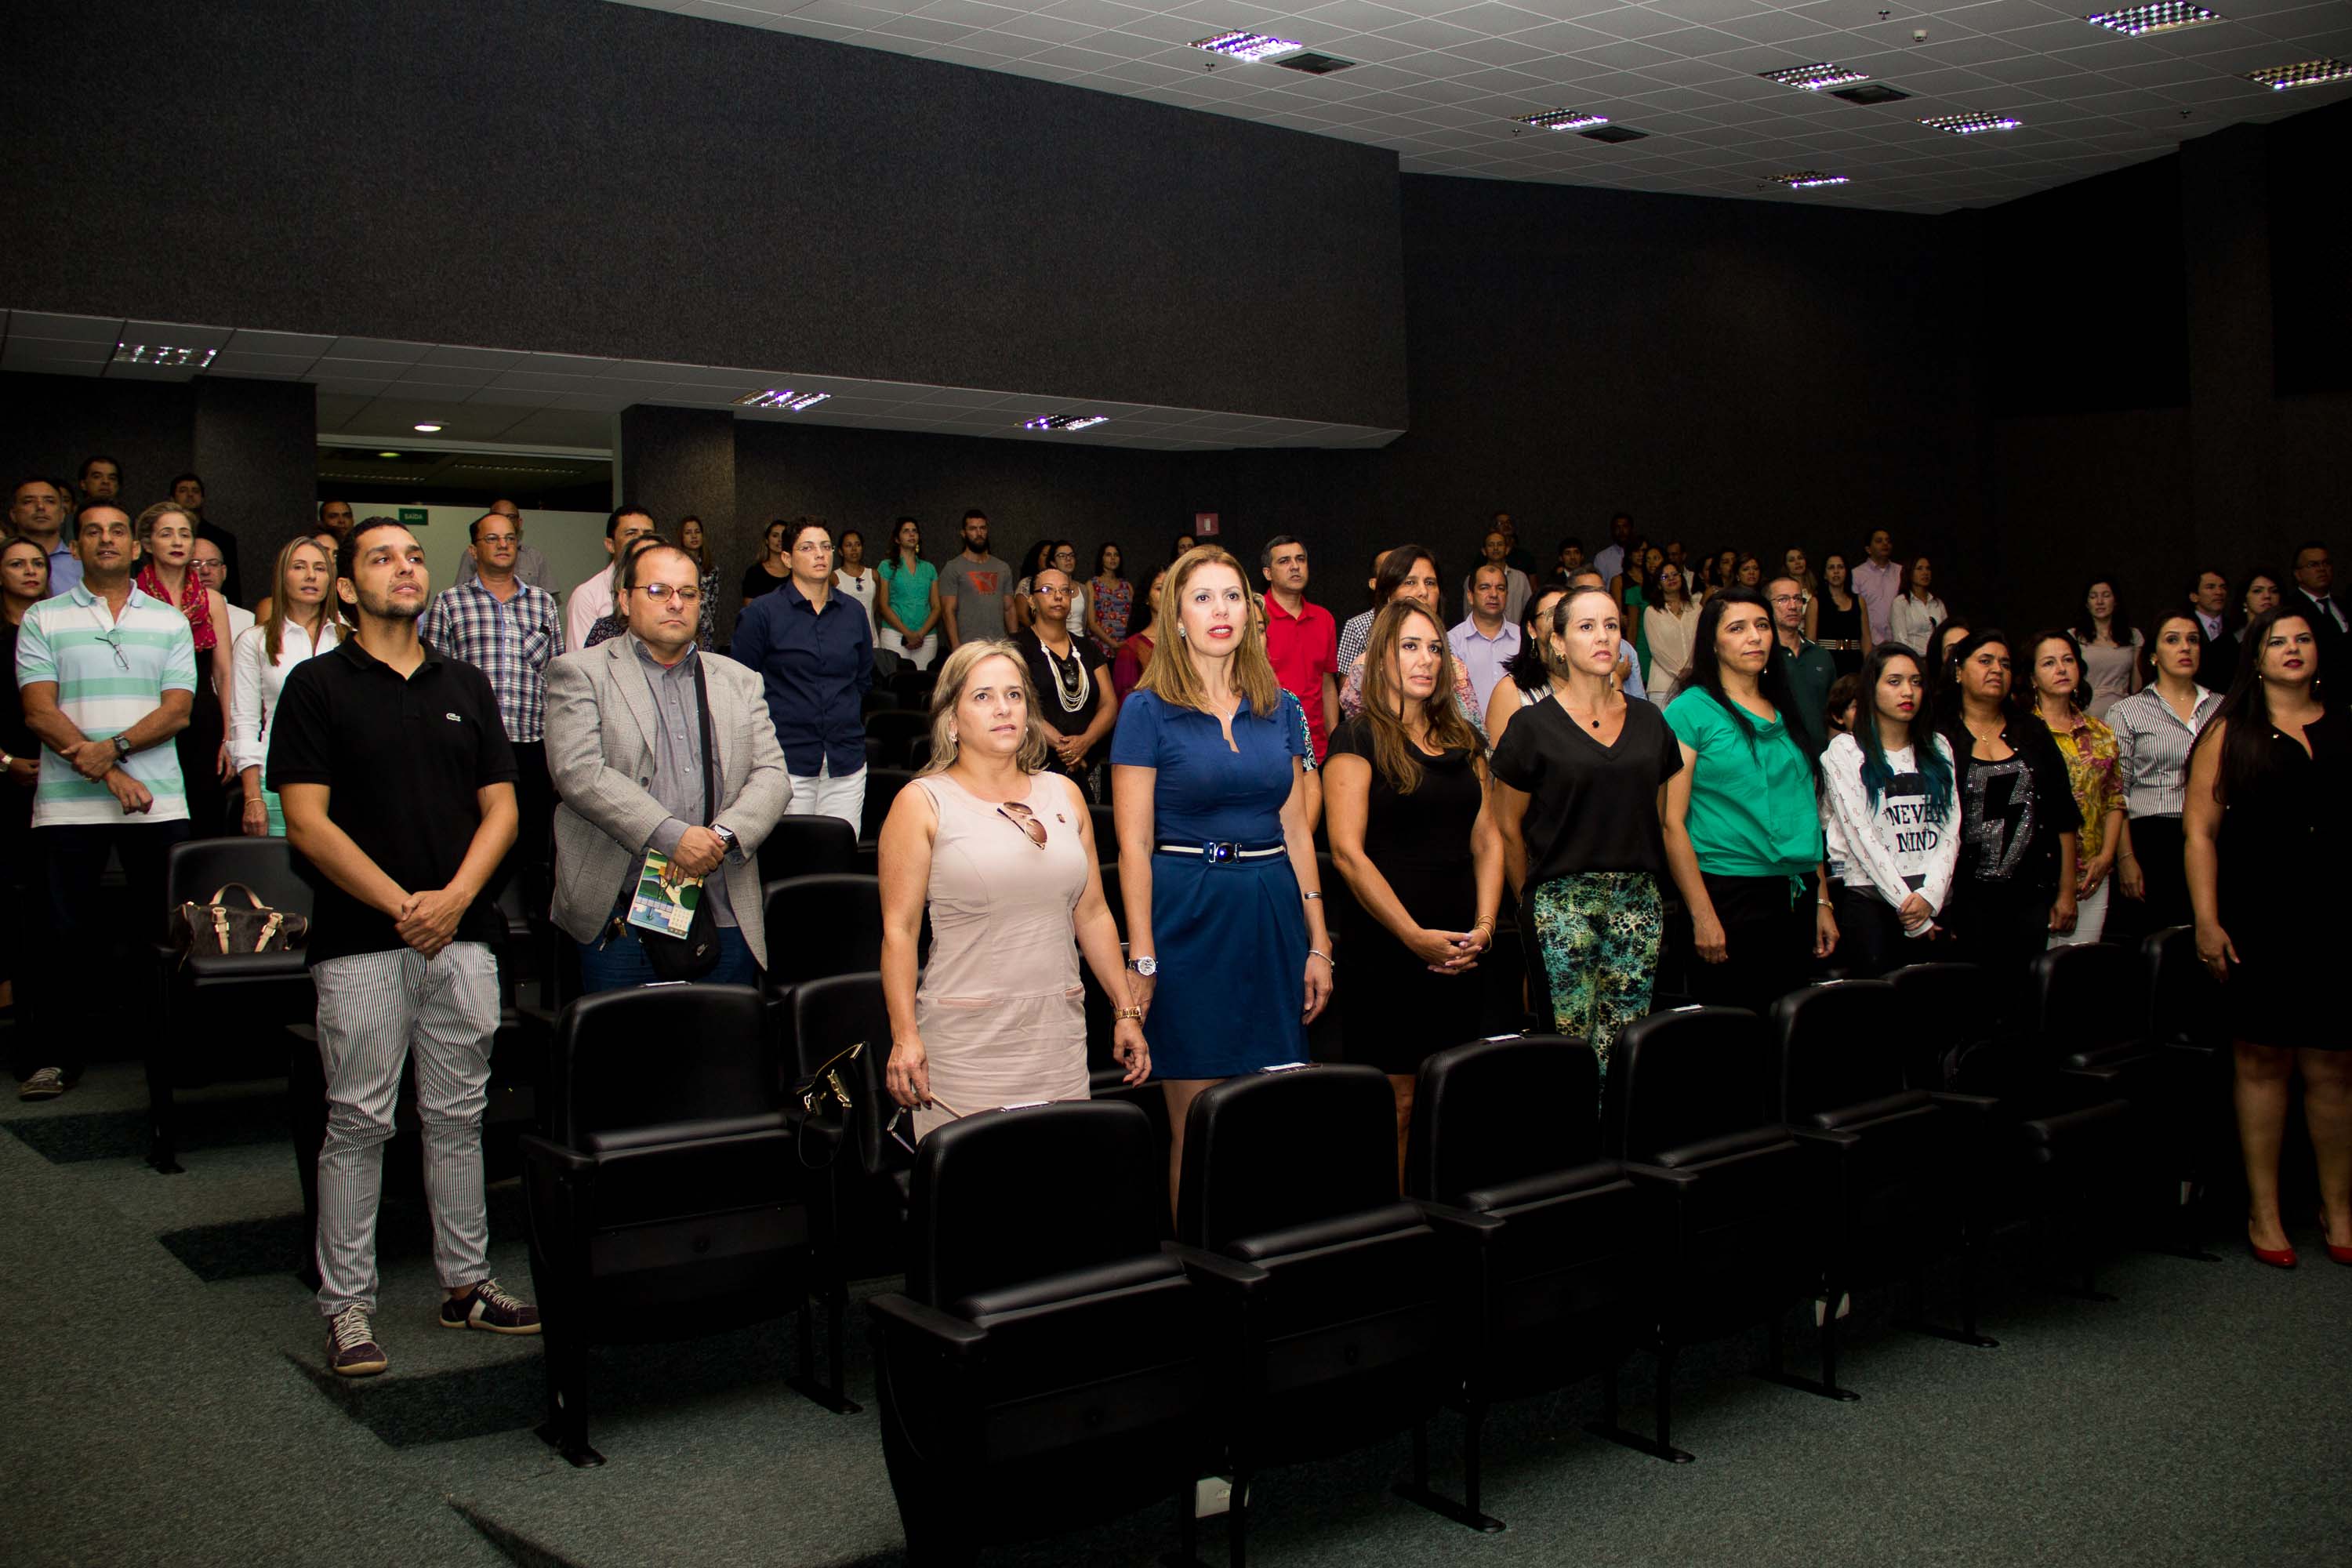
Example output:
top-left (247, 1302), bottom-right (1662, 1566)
top-left (267, 518), bottom-right (536, 1378)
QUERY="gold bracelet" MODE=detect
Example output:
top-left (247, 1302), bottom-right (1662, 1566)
top-left (1113, 1006), bottom-right (1144, 1022)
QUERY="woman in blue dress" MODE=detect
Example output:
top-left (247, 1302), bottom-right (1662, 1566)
top-left (1112, 546), bottom-right (1334, 1203)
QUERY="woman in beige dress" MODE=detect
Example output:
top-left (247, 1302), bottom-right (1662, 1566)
top-left (880, 640), bottom-right (1147, 1138)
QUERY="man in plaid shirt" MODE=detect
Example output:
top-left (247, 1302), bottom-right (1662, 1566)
top-left (420, 511), bottom-right (564, 912)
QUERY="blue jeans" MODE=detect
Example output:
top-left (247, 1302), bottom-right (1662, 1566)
top-left (576, 924), bottom-right (759, 994)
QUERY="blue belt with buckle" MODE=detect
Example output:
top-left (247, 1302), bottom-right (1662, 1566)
top-left (1154, 839), bottom-right (1285, 863)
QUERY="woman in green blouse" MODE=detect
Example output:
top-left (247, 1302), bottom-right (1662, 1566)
top-left (1661, 586), bottom-right (1838, 1013)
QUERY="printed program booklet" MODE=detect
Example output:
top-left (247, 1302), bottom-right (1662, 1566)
top-left (626, 849), bottom-right (703, 938)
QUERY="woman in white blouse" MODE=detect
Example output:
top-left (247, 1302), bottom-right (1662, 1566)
top-left (1640, 562), bottom-right (1701, 706)
top-left (1820, 644), bottom-right (1959, 974)
top-left (1888, 555), bottom-right (1947, 655)
top-left (231, 536), bottom-right (341, 836)
top-left (831, 526), bottom-right (878, 642)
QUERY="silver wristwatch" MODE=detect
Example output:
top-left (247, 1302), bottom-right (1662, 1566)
top-left (712, 824), bottom-right (739, 858)
top-left (1124, 955), bottom-right (1158, 977)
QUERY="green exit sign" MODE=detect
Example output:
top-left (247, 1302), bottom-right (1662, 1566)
top-left (397, 508), bottom-right (428, 527)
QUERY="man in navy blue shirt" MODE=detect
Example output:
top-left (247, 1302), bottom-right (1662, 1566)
top-left (730, 519), bottom-right (872, 832)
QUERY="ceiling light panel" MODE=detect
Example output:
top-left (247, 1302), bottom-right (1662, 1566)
top-left (2242, 58), bottom-right (2352, 90)
top-left (111, 342), bottom-right (216, 368)
top-left (731, 388), bottom-right (829, 411)
top-left (1921, 112), bottom-right (2024, 134)
top-left (1770, 171), bottom-right (1852, 188)
top-left (1023, 414), bottom-right (1109, 431)
top-left (2082, 5), bottom-right (2223, 37)
top-left (1759, 63), bottom-right (1871, 91)
top-left (1517, 109), bottom-right (1608, 131)
top-left (1189, 32), bottom-right (1302, 63)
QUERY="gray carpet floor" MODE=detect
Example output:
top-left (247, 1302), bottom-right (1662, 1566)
top-left (4, 1059), bottom-right (2349, 1568)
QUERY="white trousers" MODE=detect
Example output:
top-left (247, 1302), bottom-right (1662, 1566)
top-left (2047, 877), bottom-right (2111, 949)
top-left (787, 759), bottom-right (866, 835)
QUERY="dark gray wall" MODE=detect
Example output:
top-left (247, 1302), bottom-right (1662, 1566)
top-left (1, 0), bottom-right (1406, 431)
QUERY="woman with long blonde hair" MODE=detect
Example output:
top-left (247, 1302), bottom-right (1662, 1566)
top-left (1325, 597), bottom-right (1501, 1167)
top-left (1111, 546), bottom-right (1331, 1203)
top-left (879, 641), bottom-right (1145, 1138)
top-left (230, 535), bottom-right (342, 835)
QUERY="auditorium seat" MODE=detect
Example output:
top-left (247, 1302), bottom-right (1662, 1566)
top-left (1087, 802), bottom-right (1116, 862)
top-left (2143, 926), bottom-right (2234, 1225)
top-left (1400, 1036), bottom-right (1644, 1529)
top-left (761, 874), bottom-right (886, 992)
top-left (861, 767), bottom-right (920, 847)
top-left (518, 985), bottom-right (850, 1467)
top-left (865, 710), bottom-right (931, 770)
top-left (1891, 961), bottom-right (2136, 1297)
top-left (2030, 942), bottom-right (2219, 1261)
top-left (1175, 1064), bottom-right (1448, 1561)
top-left (150, 837), bottom-right (317, 1174)
top-left (867, 1101), bottom-right (1214, 1566)
top-left (790, 973), bottom-right (913, 1279)
top-left (757, 812), bottom-right (859, 887)
top-left (1771, 981), bottom-right (1999, 1392)
top-left (1599, 1005), bottom-right (1823, 1461)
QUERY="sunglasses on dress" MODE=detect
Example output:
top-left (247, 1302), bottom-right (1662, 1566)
top-left (997, 800), bottom-right (1046, 848)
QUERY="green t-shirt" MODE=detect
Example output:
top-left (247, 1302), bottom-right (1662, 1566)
top-left (1664, 688), bottom-right (1824, 880)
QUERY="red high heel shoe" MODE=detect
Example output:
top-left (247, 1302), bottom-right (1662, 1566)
top-left (2315, 1214), bottom-right (2352, 1267)
top-left (2249, 1221), bottom-right (2296, 1269)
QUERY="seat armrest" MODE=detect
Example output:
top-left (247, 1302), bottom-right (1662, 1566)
top-left (1411, 1199), bottom-right (1505, 1242)
top-left (1788, 1127), bottom-right (1862, 1151)
top-left (517, 1134), bottom-right (593, 1175)
top-left (781, 1105), bottom-right (845, 1152)
top-left (1618, 1160), bottom-right (1702, 1191)
top-left (1161, 1242), bottom-right (1272, 1295)
top-left (1929, 1091), bottom-right (2001, 1116)
top-left (867, 1294), bottom-right (989, 1359)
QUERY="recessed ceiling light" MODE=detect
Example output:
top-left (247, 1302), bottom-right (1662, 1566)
top-left (1023, 414), bottom-right (1109, 431)
top-left (2083, 4), bottom-right (2222, 37)
top-left (377, 451), bottom-right (402, 459)
top-left (412, 422), bottom-right (443, 432)
top-left (1769, 171), bottom-right (1852, 189)
top-left (1829, 82), bottom-right (1911, 104)
top-left (1274, 53), bottom-right (1353, 75)
top-left (1759, 62), bottom-right (1870, 91)
top-left (1516, 108), bottom-right (1608, 131)
top-left (1581, 124), bottom-right (1649, 143)
top-left (1921, 111), bottom-right (2024, 134)
top-left (111, 343), bottom-right (217, 368)
top-left (2243, 58), bottom-right (2352, 90)
top-left (1190, 31), bottom-right (1303, 63)
top-left (732, 388), bottom-right (829, 411)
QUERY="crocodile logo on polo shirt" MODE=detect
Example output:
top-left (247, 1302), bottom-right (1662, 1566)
top-left (445, 712), bottom-right (463, 722)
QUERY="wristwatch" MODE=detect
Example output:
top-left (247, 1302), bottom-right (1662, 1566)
top-left (1124, 955), bottom-right (1158, 977)
top-left (711, 824), bottom-right (739, 858)
top-left (113, 734), bottom-right (132, 762)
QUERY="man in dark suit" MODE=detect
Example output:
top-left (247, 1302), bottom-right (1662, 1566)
top-left (2289, 540), bottom-right (2346, 662)
top-left (169, 472), bottom-right (241, 606)
top-left (2187, 566), bottom-right (2238, 693)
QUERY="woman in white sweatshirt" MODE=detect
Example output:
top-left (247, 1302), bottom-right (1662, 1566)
top-left (1821, 644), bottom-right (1959, 974)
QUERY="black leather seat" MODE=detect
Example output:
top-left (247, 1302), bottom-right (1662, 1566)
top-left (1401, 1036), bottom-right (1644, 1528)
top-left (1599, 1006), bottom-right (1822, 1461)
top-left (2143, 926), bottom-right (2234, 1225)
top-left (868, 1101), bottom-right (1214, 1566)
top-left (1893, 960), bottom-right (2136, 1297)
top-left (1174, 1064), bottom-right (1446, 1564)
top-left (861, 767), bottom-right (920, 847)
top-left (865, 710), bottom-right (931, 770)
top-left (756, 812), bottom-right (858, 886)
top-left (1771, 981), bottom-right (2001, 1392)
top-left (791, 973), bottom-right (913, 1279)
top-left (1087, 803), bottom-right (1116, 862)
top-left (761, 873), bottom-right (885, 991)
top-left (518, 985), bottom-right (850, 1466)
top-left (151, 837), bottom-right (318, 1173)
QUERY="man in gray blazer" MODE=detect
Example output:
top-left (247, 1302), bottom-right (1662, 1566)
top-left (545, 539), bottom-right (788, 990)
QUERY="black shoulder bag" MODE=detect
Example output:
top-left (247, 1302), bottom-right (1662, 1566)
top-left (638, 655), bottom-right (724, 982)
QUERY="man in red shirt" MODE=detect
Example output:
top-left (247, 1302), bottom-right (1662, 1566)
top-left (1258, 535), bottom-right (1339, 762)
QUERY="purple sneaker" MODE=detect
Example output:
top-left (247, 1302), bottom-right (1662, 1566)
top-left (439, 1278), bottom-right (542, 1335)
top-left (327, 1306), bottom-right (388, 1377)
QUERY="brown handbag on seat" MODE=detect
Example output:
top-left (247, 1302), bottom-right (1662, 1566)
top-left (172, 882), bottom-right (310, 960)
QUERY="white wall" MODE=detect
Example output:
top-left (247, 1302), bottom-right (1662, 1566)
top-left (335, 502), bottom-right (612, 610)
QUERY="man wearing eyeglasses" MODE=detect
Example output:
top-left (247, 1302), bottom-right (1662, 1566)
top-left (420, 511), bottom-right (564, 913)
top-left (456, 498), bottom-right (556, 596)
top-left (1769, 575), bottom-right (1836, 751)
top-left (13, 502), bottom-right (198, 1101)
top-left (730, 519), bottom-right (873, 831)
top-left (546, 540), bottom-right (787, 992)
